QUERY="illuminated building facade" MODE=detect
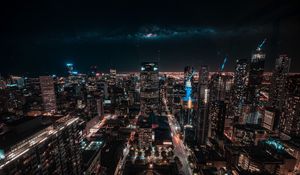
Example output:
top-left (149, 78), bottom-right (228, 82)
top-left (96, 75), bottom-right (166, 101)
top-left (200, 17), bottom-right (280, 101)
top-left (232, 59), bottom-right (249, 119)
top-left (232, 124), bottom-right (267, 145)
top-left (281, 75), bottom-right (300, 137)
top-left (196, 65), bottom-right (209, 145)
top-left (270, 55), bottom-right (291, 111)
top-left (108, 69), bottom-right (117, 86)
top-left (282, 95), bottom-right (300, 137)
top-left (247, 47), bottom-right (266, 124)
top-left (66, 63), bottom-right (74, 75)
top-left (209, 101), bottom-right (226, 139)
top-left (262, 107), bottom-right (280, 132)
top-left (208, 73), bottom-right (232, 139)
top-left (0, 116), bottom-right (83, 175)
top-left (39, 76), bottom-right (57, 113)
top-left (140, 62), bottom-right (159, 115)
top-left (183, 66), bottom-right (195, 103)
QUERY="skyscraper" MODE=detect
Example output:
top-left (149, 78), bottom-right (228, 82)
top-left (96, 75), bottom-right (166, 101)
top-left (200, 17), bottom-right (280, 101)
top-left (40, 76), bottom-right (57, 113)
top-left (270, 55), bottom-right (291, 111)
top-left (140, 62), bottom-right (159, 115)
top-left (282, 95), bottom-right (300, 137)
top-left (232, 59), bottom-right (249, 119)
top-left (109, 69), bottom-right (117, 86)
top-left (247, 46), bottom-right (266, 124)
top-left (0, 116), bottom-right (83, 174)
top-left (196, 65), bottom-right (209, 145)
top-left (66, 63), bottom-right (74, 75)
top-left (281, 75), bottom-right (300, 137)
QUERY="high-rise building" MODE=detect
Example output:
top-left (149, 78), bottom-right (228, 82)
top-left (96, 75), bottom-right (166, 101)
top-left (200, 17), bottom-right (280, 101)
top-left (0, 116), bottom-right (83, 175)
top-left (140, 62), bottom-right (159, 115)
top-left (196, 65), bottom-right (209, 145)
top-left (270, 55), bottom-right (291, 111)
top-left (183, 66), bottom-right (195, 107)
top-left (66, 63), bottom-right (74, 75)
top-left (209, 101), bottom-right (226, 139)
top-left (262, 107), bottom-right (280, 132)
top-left (108, 69), bottom-right (117, 86)
top-left (232, 59), bottom-right (249, 119)
top-left (281, 75), bottom-right (300, 137)
top-left (40, 76), bottom-right (57, 113)
top-left (282, 95), bottom-right (300, 137)
top-left (248, 47), bottom-right (266, 124)
top-left (208, 73), bottom-right (232, 140)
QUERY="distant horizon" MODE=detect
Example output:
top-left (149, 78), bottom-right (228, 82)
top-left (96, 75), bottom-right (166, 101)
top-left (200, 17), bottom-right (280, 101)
top-left (2, 71), bottom-right (300, 78)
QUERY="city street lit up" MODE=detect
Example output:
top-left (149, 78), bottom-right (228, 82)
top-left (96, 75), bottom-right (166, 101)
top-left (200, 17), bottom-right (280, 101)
top-left (1, 1), bottom-right (300, 175)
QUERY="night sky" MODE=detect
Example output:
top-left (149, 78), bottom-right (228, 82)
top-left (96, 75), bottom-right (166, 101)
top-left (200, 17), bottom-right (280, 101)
top-left (1, 0), bottom-right (300, 76)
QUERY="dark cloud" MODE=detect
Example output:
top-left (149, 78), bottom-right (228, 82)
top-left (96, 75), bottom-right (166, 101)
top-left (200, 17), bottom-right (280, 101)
top-left (35, 25), bottom-right (269, 44)
top-left (0, 0), bottom-right (299, 75)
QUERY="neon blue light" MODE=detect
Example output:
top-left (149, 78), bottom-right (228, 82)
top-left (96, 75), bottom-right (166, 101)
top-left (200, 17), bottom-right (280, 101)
top-left (6, 84), bottom-right (17, 87)
top-left (71, 71), bottom-right (78, 75)
top-left (265, 139), bottom-right (284, 151)
top-left (221, 56), bottom-right (227, 71)
top-left (183, 86), bottom-right (192, 101)
top-left (66, 63), bottom-right (73, 67)
top-left (153, 67), bottom-right (158, 71)
top-left (258, 38), bottom-right (266, 49)
top-left (183, 70), bottom-right (195, 102)
top-left (141, 67), bottom-right (145, 71)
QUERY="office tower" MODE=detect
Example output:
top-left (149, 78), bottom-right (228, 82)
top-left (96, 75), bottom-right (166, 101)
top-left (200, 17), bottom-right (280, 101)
top-left (10, 76), bottom-right (25, 88)
top-left (282, 95), bottom-right (300, 137)
top-left (232, 59), bottom-right (249, 119)
top-left (40, 76), bottom-right (57, 113)
top-left (181, 66), bottom-right (195, 125)
top-left (281, 75), bottom-right (300, 137)
top-left (183, 66), bottom-right (195, 106)
top-left (109, 69), bottom-right (117, 86)
top-left (270, 55), bottom-right (291, 111)
top-left (196, 65), bottom-right (209, 145)
top-left (140, 62), bottom-right (159, 115)
top-left (208, 73), bottom-right (232, 139)
top-left (184, 66), bottom-right (194, 86)
top-left (0, 116), bottom-right (83, 175)
top-left (248, 46), bottom-right (266, 124)
top-left (209, 73), bottom-right (232, 102)
top-left (66, 63), bottom-right (74, 75)
top-left (262, 107), bottom-right (280, 132)
top-left (209, 101), bottom-right (226, 139)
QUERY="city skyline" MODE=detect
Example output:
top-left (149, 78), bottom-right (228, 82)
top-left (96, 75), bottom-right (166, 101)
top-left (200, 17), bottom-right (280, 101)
top-left (1, 1), bottom-right (300, 175)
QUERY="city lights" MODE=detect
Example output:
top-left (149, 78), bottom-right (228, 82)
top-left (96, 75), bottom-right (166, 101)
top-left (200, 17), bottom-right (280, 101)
top-left (0, 1), bottom-right (299, 175)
